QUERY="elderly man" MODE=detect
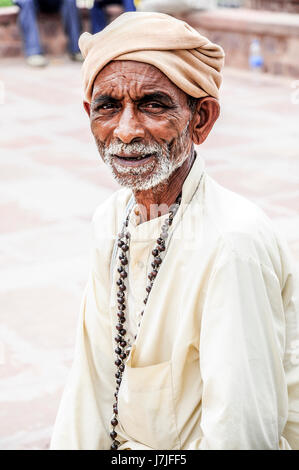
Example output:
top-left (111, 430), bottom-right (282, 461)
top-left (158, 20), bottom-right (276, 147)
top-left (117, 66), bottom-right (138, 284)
top-left (50, 12), bottom-right (299, 450)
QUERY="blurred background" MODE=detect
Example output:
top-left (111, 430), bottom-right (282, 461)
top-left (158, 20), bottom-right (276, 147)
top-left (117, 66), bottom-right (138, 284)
top-left (0, 0), bottom-right (298, 450)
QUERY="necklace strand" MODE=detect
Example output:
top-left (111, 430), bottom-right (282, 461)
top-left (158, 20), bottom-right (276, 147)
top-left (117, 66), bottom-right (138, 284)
top-left (110, 193), bottom-right (182, 450)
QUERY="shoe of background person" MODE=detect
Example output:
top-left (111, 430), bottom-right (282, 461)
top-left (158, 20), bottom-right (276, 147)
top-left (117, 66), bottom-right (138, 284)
top-left (26, 54), bottom-right (48, 68)
top-left (69, 52), bottom-right (84, 63)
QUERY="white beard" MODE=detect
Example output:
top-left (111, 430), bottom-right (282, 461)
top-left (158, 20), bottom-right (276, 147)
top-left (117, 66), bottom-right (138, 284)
top-left (98, 125), bottom-right (191, 191)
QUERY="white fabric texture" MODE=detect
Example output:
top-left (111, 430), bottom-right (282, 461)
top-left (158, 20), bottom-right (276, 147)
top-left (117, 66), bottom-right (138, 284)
top-left (50, 155), bottom-right (299, 450)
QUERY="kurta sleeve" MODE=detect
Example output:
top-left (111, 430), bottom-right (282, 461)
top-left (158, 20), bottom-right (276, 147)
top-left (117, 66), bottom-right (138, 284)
top-left (50, 267), bottom-right (115, 449)
top-left (190, 238), bottom-right (294, 450)
top-left (50, 198), bottom-right (120, 449)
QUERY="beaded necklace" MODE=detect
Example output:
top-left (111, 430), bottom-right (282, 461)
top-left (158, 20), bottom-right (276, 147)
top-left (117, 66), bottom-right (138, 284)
top-left (110, 193), bottom-right (182, 450)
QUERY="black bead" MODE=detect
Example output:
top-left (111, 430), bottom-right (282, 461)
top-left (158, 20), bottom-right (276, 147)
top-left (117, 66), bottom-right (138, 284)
top-left (117, 279), bottom-right (123, 286)
top-left (120, 328), bottom-right (126, 336)
top-left (117, 297), bottom-right (125, 304)
top-left (115, 335), bottom-right (121, 343)
top-left (110, 431), bottom-right (117, 439)
top-left (116, 323), bottom-right (123, 331)
top-left (118, 240), bottom-right (124, 248)
top-left (118, 303), bottom-right (126, 311)
top-left (119, 284), bottom-right (126, 292)
top-left (146, 285), bottom-right (152, 293)
top-left (120, 352), bottom-right (127, 360)
top-left (158, 244), bottom-right (165, 252)
top-left (148, 270), bottom-right (158, 280)
top-left (111, 418), bottom-right (118, 427)
top-left (122, 244), bottom-right (129, 252)
top-left (120, 340), bottom-right (127, 348)
top-left (119, 363), bottom-right (125, 372)
top-left (121, 258), bottom-right (128, 266)
top-left (115, 347), bottom-right (122, 355)
top-left (115, 359), bottom-right (122, 367)
top-left (120, 271), bottom-right (127, 279)
top-left (117, 266), bottom-right (124, 273)
top-left (153, 256), bottom-right (162, 265)
top-left (111, 440), bottom-right (120, 450)
top-left (152, 248), bottom-right (159, 257)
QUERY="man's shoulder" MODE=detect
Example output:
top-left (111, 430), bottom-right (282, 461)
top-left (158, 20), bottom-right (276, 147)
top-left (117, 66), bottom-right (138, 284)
top-left (205, 175), bottom-right (276, 239)
top-left (92, 187), bottom-right (132, 229)
top-left (90, 188), bottom-right (132, 274)
top-left (203, 175), bottom-right (285, 276)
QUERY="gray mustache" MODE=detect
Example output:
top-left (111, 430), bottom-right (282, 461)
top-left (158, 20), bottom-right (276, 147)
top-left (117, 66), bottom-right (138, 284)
top-left (104, 142), bottom-right (164, 157)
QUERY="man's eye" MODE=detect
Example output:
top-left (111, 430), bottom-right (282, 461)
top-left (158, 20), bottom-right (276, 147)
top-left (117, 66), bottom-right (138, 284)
top-left (102, 103), bottom-right (116, 109)
top-left (95, 103), bottom-right (118, 112)
top-left (140, 102), bottom-right (165, 112)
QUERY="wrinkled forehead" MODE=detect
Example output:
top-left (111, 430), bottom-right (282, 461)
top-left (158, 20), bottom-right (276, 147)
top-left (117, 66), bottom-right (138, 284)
top-left (91, 60), bottom-right (189, 102)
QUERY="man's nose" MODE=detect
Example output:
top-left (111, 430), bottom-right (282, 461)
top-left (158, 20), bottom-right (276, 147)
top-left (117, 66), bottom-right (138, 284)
top-left (113, 105), bottom-right (145, 143)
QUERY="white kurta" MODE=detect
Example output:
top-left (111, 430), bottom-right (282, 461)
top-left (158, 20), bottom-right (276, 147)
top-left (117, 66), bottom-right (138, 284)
top-left (50, 156), bottom-right (299, 450)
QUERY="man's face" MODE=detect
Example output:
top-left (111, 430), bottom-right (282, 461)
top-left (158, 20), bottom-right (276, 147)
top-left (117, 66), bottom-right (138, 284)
top-left (87, 60), bottom-right (194, 191)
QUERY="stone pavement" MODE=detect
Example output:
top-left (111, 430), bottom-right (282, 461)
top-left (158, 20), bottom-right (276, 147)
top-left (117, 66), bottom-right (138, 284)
top-left (0, 57), bottom-right (298, 450)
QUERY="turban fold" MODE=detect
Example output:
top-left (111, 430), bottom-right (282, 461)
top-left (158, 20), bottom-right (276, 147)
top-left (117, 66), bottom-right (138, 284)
top-left (79, 12), bottom-right (225, 103)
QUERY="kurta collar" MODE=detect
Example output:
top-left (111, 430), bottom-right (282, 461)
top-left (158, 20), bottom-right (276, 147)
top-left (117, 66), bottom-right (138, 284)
top-left (126, 153), bottom-right (205, 241)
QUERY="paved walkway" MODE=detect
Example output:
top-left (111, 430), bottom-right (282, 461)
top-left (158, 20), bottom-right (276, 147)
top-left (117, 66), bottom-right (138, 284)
top-left (0, 57), bottom-right (298, 449)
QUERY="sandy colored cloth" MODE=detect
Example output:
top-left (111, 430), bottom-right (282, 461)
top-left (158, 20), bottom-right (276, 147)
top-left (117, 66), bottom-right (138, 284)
top-left (51, 155), bottom-right (299, 450)
top-left (79, 11), bottom-right (225, 103)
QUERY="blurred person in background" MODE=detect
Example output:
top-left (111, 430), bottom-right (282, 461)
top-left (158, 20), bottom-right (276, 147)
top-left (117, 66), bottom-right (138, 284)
top-left (90, 0), bottom-right (135, 34)
top-left (14, 0), bottom-right (83, 67)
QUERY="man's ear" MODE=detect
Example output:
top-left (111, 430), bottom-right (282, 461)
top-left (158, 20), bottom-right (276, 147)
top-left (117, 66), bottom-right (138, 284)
top-left (83, 101), bottom-right (91, 117)
top-left (191, 97), bottom-right (220, 145)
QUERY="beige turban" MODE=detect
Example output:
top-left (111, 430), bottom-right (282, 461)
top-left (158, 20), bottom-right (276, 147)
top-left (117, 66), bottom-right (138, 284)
top-left (79, 11), bottom-right (225, 103)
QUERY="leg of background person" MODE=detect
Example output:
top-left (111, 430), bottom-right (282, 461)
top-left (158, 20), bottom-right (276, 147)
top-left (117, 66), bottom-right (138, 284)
top-left (14, 0), bottom-right (43, 56)
top-left (90, 2), bottom-right (108, 34)
top-left (123, 0), bottom-right (136, 11)
top-left (60, 0), bottom-right (81, 54)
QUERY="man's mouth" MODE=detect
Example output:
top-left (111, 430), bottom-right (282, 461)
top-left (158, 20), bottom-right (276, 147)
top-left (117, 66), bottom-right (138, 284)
top-left (113, 153), bottom-right (155, 167)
